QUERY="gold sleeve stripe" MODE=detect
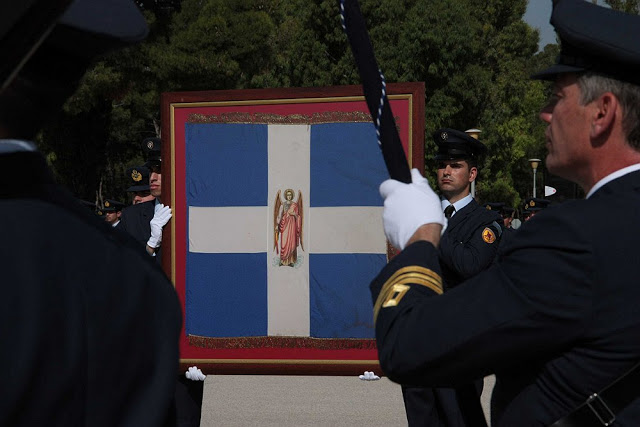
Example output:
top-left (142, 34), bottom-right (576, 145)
top-left (373, 266), bottom-right (443, 323)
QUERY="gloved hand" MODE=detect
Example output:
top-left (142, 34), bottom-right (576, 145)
top-left (359, 371), bottom-right (380, 381)
top-left (379, 168), bottom-right (446, 250)
top-left (147, 204), bottom-right (172, 248)
top-left (185, 366), bottom-right (206, 381)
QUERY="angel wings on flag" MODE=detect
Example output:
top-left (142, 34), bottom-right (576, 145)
top-left (273, 189), bottom-right (304, 267)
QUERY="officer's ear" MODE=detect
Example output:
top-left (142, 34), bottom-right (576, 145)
top-left (468, 166), bottom-right (478, 182)
top-left (590, 92), bottom-right (618, 143)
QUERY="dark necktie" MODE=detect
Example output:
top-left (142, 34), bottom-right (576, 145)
top-left (444, 205), bottom-right (455, 219)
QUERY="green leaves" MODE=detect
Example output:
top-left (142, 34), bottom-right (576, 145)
top-left (42, 0), bottom-right (558, 209)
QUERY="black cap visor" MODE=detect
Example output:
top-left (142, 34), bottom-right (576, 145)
top-left (531, 63), bottom-right (587, 81)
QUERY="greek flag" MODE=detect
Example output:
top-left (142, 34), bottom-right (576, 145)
top-left (185, 122), bottom-right (388, 339)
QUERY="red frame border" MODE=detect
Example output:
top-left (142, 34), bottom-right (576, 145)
top-left (161, 83), bottom-right (425, 374)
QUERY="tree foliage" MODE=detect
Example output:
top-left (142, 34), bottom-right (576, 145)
top-left (602, 0), bottom-right (640, 14)
top-left (38, 0), bottom-right (558, 212)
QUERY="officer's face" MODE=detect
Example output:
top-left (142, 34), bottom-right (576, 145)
top-left (539, 73), bottom-right (593, 183)
top-left (150, 171), bottom-right (161, 198)
top-left (149, 160), bottom-right (162, 198)
top-left (436, 160), bottom-right (477, 201)
top-left (104, 211), bottom-right (120, 225)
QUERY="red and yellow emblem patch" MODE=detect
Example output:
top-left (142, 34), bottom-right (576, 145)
top-left (482, 227), bottom-right (496, 244)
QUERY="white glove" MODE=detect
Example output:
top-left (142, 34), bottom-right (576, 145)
top-left (185, 366), bottom-right (206, 381)
top-left (379, 168), bottom-right (446, 250)
top-left (147, 204), bottom-right (172, 248)
top-left (359, 371), bottom-right (380, 381)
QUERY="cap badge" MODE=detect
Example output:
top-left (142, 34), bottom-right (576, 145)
top-left (97, 210), bottom-right (103, 216)
top-left (132, 169), bottom-right (142, 182)
top-left (105, 201), bottom-right (110, 207)
top-left (482, 227), bottom-right (496, 244)
top-left (147, 140), bottom-right (154, 149)
top-left (530, 201), bottom-right (536, 207)
top-left (440, 131), bottom-right (448, 141)
top-left (486, 205), bottom-right (492, 210)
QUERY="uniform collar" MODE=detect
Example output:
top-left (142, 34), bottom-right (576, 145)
top-left (441, 193), bottom-right (473, 217)
top-left (586, 163), bottom-right (640, 199)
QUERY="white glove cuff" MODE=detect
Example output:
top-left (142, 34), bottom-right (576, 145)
top-left (147, 236), bottom-right (160, 248)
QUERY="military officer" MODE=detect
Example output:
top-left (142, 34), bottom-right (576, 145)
top-left (119, 137), bottom-right (204, 427)
top-left (126, 165), bottom-right (155, 204)
top-left (485, 202), bottom-right (516, 246)
top-left (374, 1), bottom-right (640, 425)
top-left (484, 202), bottom-right (512, 228)
top-left (500, 205), bottom-right (515, 229)
top-left (99, 198), bottom-right (125, 227)
top-left (522, 197), bottom-right (551, 222)
top-left (434, 129), bottom-right (503, 290)
top-left (401, 129), bottom-right (502, 426)
top-left (0, 0), bottom-right (181, 425)
top-left (484, 202), bottom-right (504, 212)
top-left (120, 137), bottom-right (172, 257)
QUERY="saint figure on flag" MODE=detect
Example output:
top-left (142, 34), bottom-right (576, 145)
top-left (273, 189), bottom-right (304, 266)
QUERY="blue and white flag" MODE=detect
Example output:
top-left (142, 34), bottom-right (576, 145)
top-left (185, 122), bottom-right (388, 339)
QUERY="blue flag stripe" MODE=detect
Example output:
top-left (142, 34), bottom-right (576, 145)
top-left (310, 122), bottom-right (387, 207)
top-left (186, 253), bottom-right (268, 337)
top-left (309, 253), bottom-right (383, 338)
top-left (186, 123), bottom-right (268, 207)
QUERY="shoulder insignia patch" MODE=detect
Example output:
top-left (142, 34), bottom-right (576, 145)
top-left (482, 227), bottom-right (496, 244)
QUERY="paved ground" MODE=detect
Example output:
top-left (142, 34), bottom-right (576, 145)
top-left (200, 375), bottom-right (495, 426)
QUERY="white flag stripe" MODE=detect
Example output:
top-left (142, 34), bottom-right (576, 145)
top-left (189, 206), bottom-right (386, 254)
top-left (267, 124), bottom-right (311, 336)
top-left (267, 124), bottom-right (311, 253)
top-left (188, 206), bottom-right (267, 253)
top-left (309, 206), bottom-right (386, 254)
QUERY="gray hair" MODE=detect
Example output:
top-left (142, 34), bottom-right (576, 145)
top-left (577, 73), bottom-right (640, 150)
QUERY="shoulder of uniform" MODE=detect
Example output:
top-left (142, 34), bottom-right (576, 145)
top-left (490, 220), bottom-right (503, 237)
top-left (370, 241), bottom-right (443, 323)
top-left (122, 200), bottom-right (154, 214)
top-left (373, 264), bottom-right (443, 323)
top-left (477, 219), bottom-right (502, 244)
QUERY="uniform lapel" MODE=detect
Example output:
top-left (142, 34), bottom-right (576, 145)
top-left (142, 200), bottom-right (154, 221)
top-left (447, 199), bottom-right (477, 230)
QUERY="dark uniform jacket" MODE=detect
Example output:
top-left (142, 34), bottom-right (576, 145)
top-left (118, 194), bottom-right (197, 425)
top-left (372, 170), bottom-right (640, 426)
top-left (120, 199), bottom-right (155, 248)
top-left (497, 226), bottom-right (516, 249)
top-left (403, 199), bottom-right (502, 426)
top-left (439, 199), bottom-right (503, 289)
top-left (0, 151), bottom-right (182, 426)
